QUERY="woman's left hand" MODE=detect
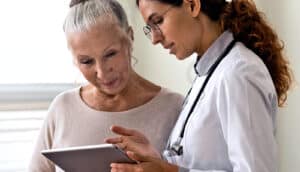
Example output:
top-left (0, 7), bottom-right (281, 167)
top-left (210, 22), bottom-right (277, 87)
top-left (110, 151), bottom-right (178, 172)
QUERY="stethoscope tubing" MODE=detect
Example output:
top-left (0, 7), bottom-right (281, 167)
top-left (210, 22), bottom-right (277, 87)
top-left (166, 39), bottom-right (237, 156)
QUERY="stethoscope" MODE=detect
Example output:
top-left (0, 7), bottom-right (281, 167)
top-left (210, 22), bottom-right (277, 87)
top-left (163, 39), bottom-right (237, 157)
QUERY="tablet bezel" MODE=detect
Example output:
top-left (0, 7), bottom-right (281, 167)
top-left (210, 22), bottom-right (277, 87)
top-left (41, 144), bottom-right (136, 172)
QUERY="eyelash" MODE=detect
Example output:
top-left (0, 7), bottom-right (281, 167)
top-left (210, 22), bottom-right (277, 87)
top-left (153, 17), bottom-right (164, 25)
top-left (79, 51), bottom-right (118, 65)
top-left (104, 51), bottom-right (117, 58)
top-left (80, 59), bottom-right (93, 65)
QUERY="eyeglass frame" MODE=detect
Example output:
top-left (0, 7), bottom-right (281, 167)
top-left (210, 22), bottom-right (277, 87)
top-left (142, 6), bottom-right (174, 40)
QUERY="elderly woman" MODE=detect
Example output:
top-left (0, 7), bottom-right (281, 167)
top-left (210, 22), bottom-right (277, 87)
top-left (29, 0), bottom-right (183, 171)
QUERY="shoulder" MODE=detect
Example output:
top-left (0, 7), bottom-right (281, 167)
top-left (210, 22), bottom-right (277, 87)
top-left (225, 42), bottom-right (265, 69)
top-left (145, 88), bottom-right (183, 122)
top-left (215, 42), bottom-right (277, 102)
top-left (45, 86), bottom-right (82, 124)
top-left (157, 88), bottom-right (184, 106)
top-left (220, 42), bottom-right (272, 82)
top-left (48, 86), bottom-right (81, 111)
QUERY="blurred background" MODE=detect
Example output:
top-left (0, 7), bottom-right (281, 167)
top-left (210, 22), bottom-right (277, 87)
top-left (0, 0), bottom-right (298, 171)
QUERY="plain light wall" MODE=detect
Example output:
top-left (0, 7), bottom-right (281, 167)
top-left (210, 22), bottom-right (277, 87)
top-left (120, 0), bottom-right (300, 171)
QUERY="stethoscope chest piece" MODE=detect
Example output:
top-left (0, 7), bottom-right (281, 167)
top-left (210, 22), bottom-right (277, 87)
top-left (163, 137), bottom-right (183, 156)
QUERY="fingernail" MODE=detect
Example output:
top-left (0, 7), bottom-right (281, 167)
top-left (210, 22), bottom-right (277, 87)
top-left (127, 151), bottom-right (134, 155)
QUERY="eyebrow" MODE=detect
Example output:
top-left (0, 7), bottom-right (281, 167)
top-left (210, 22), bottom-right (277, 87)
top-left (146, 6), bottom-right (172, 24)
top-left (77, 55), bottom-right (91, 60)
top-left (76, 41), bottom-right (119, 59)
top-left (102, 41), bottom-right (120, 52)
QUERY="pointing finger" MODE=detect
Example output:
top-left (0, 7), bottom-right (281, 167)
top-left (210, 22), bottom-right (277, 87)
top-left (110, 125), bottom-right (137, 136)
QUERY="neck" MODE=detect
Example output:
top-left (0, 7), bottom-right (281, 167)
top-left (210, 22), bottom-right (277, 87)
top-left (82, 71), bottom-right (160, 112)
top-left (96, 71), bottom-right (140, 100)
top-left (196, 15), bottom-right (222, 56)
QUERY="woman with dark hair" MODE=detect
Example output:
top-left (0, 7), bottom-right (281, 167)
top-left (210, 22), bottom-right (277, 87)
top-left (106, 0), bottom-right (293, 172)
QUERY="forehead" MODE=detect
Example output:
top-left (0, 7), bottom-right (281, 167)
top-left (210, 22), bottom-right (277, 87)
top-left (67, 22), bottom-right (124, 51)
top-left (138, 0), bottom-right (171, 22)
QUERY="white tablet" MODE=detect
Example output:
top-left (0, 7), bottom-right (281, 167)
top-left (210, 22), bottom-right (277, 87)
top-left (41, 144), bottom-right (136, 172)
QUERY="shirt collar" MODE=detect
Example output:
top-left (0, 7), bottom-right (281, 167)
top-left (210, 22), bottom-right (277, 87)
top-left (194, 30), bottom-right (234, 76)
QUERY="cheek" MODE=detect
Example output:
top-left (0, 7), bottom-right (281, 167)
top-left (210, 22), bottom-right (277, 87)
top-left (164, 14), bottom-right (185, 38)
top-left (78, 67), bottom-right (94, 81)
top-left (112, 57), bottom-right (131, 77)
top-left (119, 60), bottom-right (131, 79)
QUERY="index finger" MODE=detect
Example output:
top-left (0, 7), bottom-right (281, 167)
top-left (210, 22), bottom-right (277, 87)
top-left (110, 125), bottom-right (138, 136)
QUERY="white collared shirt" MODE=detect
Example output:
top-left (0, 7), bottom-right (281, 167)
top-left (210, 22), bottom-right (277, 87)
top-left (165, 31), bottom-right (278, 172)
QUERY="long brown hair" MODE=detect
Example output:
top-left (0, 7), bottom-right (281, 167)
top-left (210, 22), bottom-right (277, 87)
top-left (220, 0), bottom-right (292, 106)
top-left (136, 0), bottom-right (293, 106)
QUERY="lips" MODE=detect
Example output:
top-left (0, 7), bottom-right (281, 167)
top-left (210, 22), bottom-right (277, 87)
top-left (163, 43), bottom-right (174, 49)
top-left (163, 43), bottom-right (175, 54)
top-left (101, 78), bottom-right (118, 88)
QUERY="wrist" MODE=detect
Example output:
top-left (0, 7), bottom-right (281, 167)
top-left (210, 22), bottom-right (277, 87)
top-left (164, 162), bottom-right (179, 172)
top-left (146, 146), bottom-right (161, 159)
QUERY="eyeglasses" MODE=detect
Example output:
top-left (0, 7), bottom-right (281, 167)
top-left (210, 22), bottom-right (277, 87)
top-left (143, 6), bottom-right (173, 40)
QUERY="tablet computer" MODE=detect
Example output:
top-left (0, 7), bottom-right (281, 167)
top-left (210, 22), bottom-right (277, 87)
top-left (41, 144), bottom-right (136, 172)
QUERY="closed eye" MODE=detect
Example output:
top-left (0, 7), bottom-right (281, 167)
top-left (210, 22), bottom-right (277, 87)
top-left (153, 17), bottom-right (164, 25)
top-left (79, 58), bottom-right (93, 65)
top-left (104, 50), bottom-right (118, 59)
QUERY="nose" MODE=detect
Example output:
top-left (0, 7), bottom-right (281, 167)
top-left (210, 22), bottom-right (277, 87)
top-left (95, 62), bottom-right (110, 79)
top-left (151, 29), bottom-right (163, 45)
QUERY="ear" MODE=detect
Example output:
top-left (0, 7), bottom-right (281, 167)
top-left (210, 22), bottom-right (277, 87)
top-left (127, 26), bottom-right (134, 41)
top-left (183, 0), bottom-right (201, 18)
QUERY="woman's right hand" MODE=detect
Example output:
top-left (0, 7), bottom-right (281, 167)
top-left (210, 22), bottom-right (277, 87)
top-left (105, 125), bottom-right (161, 159)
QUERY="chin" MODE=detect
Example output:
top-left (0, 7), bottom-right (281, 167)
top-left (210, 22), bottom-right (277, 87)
top-left (103, 84), bottom-right (128, 96)
top-left (175, 53), bottom-right (189, 60)
top-left (175, 50), bottom-right (194, 60)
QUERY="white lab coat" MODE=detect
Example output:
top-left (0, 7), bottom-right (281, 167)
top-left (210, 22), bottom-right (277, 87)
top-left (165, 31), bottom-right (278, 172)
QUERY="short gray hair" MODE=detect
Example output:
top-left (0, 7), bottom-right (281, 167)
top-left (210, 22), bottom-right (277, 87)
top-left (63, 0), bottom-right (129, 34)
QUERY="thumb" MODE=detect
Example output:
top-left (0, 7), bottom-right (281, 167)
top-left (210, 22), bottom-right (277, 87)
top-left (126, 151), bottom-right (151, 163)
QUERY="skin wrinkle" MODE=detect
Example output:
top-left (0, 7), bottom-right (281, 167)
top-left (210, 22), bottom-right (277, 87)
top-left (67, 20), bottom-right (159, 112)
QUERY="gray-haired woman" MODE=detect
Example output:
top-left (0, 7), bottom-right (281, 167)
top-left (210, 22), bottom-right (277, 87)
top-left (28, 0), bottom-right (183, 171)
